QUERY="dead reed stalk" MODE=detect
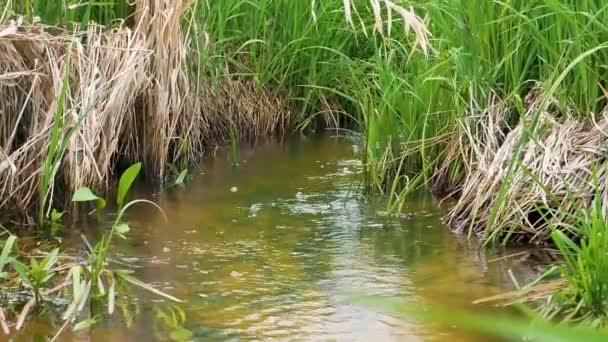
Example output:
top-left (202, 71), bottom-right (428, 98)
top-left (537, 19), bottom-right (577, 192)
top-left (438, 91), bottom-right (608, 243)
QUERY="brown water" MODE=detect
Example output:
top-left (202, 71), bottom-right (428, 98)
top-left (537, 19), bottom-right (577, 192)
top-left (14, 136), bottom-right (544, 341)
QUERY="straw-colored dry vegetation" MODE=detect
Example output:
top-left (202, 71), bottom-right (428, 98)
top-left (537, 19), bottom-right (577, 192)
top-left (441, 92), bottom-right (608, 245)
top-left (0, 0), bottom-right (291, 225)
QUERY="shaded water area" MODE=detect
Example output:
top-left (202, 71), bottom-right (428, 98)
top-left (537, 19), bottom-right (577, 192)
top-left (17, 136), bottom-right (545, 341)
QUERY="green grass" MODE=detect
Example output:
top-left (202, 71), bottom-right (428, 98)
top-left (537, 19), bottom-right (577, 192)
top-left (37, 53), bottom-right (71, 226)
top-left (4, 0), bottom-right (129, 25)
top-left (543, 183), bottom-right (608, 325)
top-left (193, 0), bottom-right (369, 118)
top-left (194, 0), bottom-right (455, 190)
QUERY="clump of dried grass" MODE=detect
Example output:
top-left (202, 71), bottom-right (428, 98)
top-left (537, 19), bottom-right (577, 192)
top-left (130, 0), bottom-right (202, 178)
top-left (437, 91), bottom-right (608, 244)
top-left (0, 22), bottom-right (155, 221)
top-left (200, 78), bottom-right (291, 144)
top-left (0, 0), bottom-right (293, 223)
top-left (433, 93), bottom-right (512, 198)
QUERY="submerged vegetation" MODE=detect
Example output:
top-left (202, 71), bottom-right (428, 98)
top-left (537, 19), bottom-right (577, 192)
top-left (2, 0), bottom-right (608, 336)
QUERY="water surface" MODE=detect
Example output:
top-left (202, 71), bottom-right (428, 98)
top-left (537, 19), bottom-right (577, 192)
top-left (18, 136), bottom-right (543, 341)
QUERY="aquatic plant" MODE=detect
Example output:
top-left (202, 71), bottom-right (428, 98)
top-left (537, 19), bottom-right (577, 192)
top-left (153, 305), bottom-right (192, 342)
top-left (36, 52), bottom-right (80, 227)
top-left (73, 162), bottom-right (174, 304)
top-left (0, 163), bottom-right (179, 337)
top-left (524, 181), bottom-right (608, 326)
top-left (10, 247), bottom-right (59, 302)
top-left (0, 234), bottom-right (16, 280)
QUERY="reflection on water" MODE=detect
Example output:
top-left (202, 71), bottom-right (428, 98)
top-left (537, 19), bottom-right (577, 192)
top-left (17, 136), bottom-right (542, 341)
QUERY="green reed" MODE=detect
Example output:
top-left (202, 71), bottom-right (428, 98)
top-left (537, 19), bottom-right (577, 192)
top-left (6, 0), bottom-right (129, 25)
top-left (192, 1), bottom-right (606, 197)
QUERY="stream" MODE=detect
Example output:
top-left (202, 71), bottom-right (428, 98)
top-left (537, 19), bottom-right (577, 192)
top-left (17, 136), bottom-right (544, 341)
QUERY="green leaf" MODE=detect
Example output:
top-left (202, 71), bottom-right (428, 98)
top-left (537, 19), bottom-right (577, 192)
top-left (174, 169), bottom-right (188, 186)
top-left (353, 296), bottom-right (608, 342)
top-left (63, 278), bottom-right (88, 321)
top-left (116, 273), bottom-right (182, 303)
top-left (73, 317), bottom-right (97, 331)
top-left (0, 235), bottom-right (17, 274)
top-left (72, 187), bottom-right (106, 211)
top-left (169, 327), bottom-right (193, 341)
top-left (114, 223), bottom-right (130, 239)
top-left (30, 258), bottom-right (39, 271)
top-left (114, 223), bottom-right (130, 235)
top-left (117, 163), bottom-right (142, 210)
top-left (72, 265), bottom-right (82, 299)
top-left (108, 276), bottom-right (116, 315)
top-left (11, 259), bottom-right (31, 286)
top-left (72, 187), bottom-right (100, 202)
top-left (97, 275), bottom-right (106, 296)
top-left (115, 269), bottom-right (135, 276)
top-left (50, 209), bottom-right (64, 223)
top-left (42, 248), bottom-right (59, 270)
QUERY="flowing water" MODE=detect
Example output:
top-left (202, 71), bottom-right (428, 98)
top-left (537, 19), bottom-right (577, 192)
top-left (16, 136), bottom-right (545, 341)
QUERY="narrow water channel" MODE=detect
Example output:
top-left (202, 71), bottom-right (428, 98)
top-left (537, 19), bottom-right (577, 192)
top-left (20, 136), bottom-right (543, 341)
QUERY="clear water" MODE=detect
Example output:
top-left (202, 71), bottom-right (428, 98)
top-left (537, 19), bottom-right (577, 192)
top-left (15, 136), bottom-right (543, 341)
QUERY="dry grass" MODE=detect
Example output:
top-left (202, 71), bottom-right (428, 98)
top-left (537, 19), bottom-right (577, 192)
top-left (342, 0), bottom-right (431, 53)
top-left (201, 78), bottom-right (291, 143)
top-left (0, 0), bottom-right (292, 223)
top-left (437, 91), bottom-right (608, 243)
